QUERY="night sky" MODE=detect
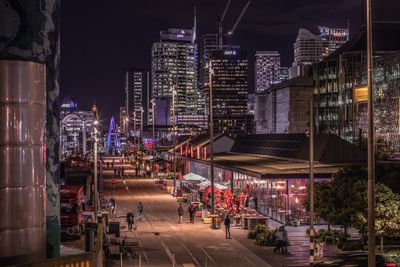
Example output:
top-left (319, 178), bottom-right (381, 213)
top-left (60, 0), bottom-right (361, 122)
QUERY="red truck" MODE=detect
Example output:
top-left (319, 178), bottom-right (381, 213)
top-left (60, 185), bottom-right (84, 238)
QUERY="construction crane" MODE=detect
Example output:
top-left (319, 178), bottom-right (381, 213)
top-left (218, 0), bottom-right (232, 48)
top-left (217, 0), bottom-right (251, 48)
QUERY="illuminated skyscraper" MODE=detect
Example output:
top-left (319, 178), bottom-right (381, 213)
top-left (125, 68), bottom-right (149, 129)
top-left (151, 28), bottom-right (205, 127)
top-left (255, 51), bottom-right (281, 92)
top-left (318, 26), bottom-right (349, 54)
top-left (209, 48), bottom-right (253, 136)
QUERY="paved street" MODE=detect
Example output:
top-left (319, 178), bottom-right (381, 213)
top-left (101, 157), bottom-right (320, 267)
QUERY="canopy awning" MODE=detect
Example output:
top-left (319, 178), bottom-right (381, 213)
top-left (198, 180), bottom-right (228, 190)
top-left (183, 172), bottom-right (207, 182)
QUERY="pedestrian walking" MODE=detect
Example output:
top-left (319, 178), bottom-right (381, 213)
top-left (177, 204), bottom-right (184, 223)
top-left (188, 204), bottom-right (195, 223)
top-left (274, 226), bottom-right (284, 254)
top-left (282, 226), bottom-right (288, 254)
top-left (113, 168), bottom-right (117, 176)
top-left (126, 210), bottom-right (134, 231)
top-left (137, 202), bottom-right (144, 217)
top-left (224, 214), bottom-right (231, 239)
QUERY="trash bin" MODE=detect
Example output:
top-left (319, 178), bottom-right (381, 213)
top-left (85, 222), bottom-right (98, 252)
top-left (109, 221), bottom-right (120, 237)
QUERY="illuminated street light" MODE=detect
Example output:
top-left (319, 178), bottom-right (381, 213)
top-left (172, 86), bottom-right (177, 195)
top-left (151, 99), bottom-right (156, 178)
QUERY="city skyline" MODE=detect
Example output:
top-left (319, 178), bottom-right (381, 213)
top-left (60, 0), bottom-right (361, 120)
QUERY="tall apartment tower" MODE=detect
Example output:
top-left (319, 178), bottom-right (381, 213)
top-left (318, 26), bottom-right (349, 54)
top-left (209, 48), bottom-right (253, 136)
top-left (152, 28), bottom-right (205, 127)
top-left (255, 51), bottom-right (281, 92)
top-left (125, 68), bottom-right (150, 129)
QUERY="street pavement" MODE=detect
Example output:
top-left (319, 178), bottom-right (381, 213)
top-left (62, 156), bottom-right (340, 267)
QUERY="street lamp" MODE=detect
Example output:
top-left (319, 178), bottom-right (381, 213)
top-left (366, 0), bottom-right (375, 265)
top-left (92, 103), bottom-right (99, 219)
top-left (172, 86), bottom-right (177, 195)
top-left (140, 107), bottom-right (144, 150)
top-left (151, 99), bottom-right (156, 178)
top-left (208, 60), bottom-right (216, 227)
top-left (309, 99), bottom-right (315, 266)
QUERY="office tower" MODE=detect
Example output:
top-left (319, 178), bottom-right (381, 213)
top-left (60, 98), bottom-right (94, 160)
top-left (125, 68), bottom-right (150, 130)
top-left (279, 67), bottom-right (289, 81)
top-left (209, 48), bottom-right (253, 136)
top-left (318, 26), bottom-right (349, 54)
top-left (255, 51), bottom-right (281, 92)
top-left (151, 28), bottom-right (205, 127)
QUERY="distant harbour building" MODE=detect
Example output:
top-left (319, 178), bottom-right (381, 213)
top-left (255, 51), bottom-right (281, 92)
top-left (254, 76), bottom-right (313, 134)
top-left (60, 98), bottom-right (94, 160)
top-left (125, 68), bottom-right (150, 130)
top-left (151, 28), bottom-right (206, 127)
top-left (289, 26), bottom-right (349, 79)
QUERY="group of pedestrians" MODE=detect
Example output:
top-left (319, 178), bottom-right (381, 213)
top-left (177, 203), bottom-right (196, 224)
top-left (126, 202), bottom-right (144, 231)
top-left (114, 167), bottom-right (125, 177)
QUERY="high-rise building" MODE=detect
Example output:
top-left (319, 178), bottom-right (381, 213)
top-left (209, 48), bottom-right (253, 136)
top-left (151, 28), bottom-right (205, 127)
top-left (279, 67), bottom-right (289, 81)
top-left (60, 98), bottom-right (94, 160)
top-left (125, 68), bottom-right (150, 131)
top-left (255, 51), bottom-right (281, 92)
top-left (318, 26), bottom-right (350, 54)
top-left (119, 106), bottom-right (127, 133)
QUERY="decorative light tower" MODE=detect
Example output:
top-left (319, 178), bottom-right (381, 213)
top-left (92, 102), bottom-right (99, 218)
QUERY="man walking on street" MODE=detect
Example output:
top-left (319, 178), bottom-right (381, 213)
top-left (126, 210), bottom-right (134, 231)
top-left (137, 202), bottom-right (144, 217)
top-left (188, 204), bottom-right (195, 223)
top-left (224, 214), bottom-right (231, 239)
top-left (177, 203), bottom-right (184, 223)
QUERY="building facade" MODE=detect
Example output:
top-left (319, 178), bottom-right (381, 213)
top-left (255, 51), bottom-right (281, 92)
top-left (152, 28), bottom-right (205, 127)
top-left (60, 98), bottom-right (94, 160)
top-left (125, 68), bottom-right (150, 129)
top-left (314, 21), bottom-right (400, 157)
top-left (318, 26), bottom-right (349, 54)
top-left (209, 48), bottom-right (253, 136)
top-left (254, 76), bottom-right (313, 134)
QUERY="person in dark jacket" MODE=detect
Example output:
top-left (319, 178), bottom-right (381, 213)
top-left (188, 204), bottom-right (195, 223)
top-left (177, 204), bottom-right (184, 223)
top-left (224, 214), bottom-right (231, 239)
top-left (126, 210), bottom-right (134, 231)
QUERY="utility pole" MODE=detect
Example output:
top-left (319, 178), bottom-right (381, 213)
top-left (140, 107), bottom-right (144, 174)
top-left (366, 0), bottom-right (375, 265)
top-left (309, 99), bottom-right (315, 266)
top-left (92, 102), bottom-right (99, 219)
top-left (151, 99), bottom-right (156, 178)
top-left (172, 86), bottom-right (177, 195)
top-left (208, 60), bottom-right (216, 226)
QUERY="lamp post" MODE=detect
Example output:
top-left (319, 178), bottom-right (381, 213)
top-left (309, 99), bottom-right (315, 266)
top-left (140, 107), bottom-right (144, 175)
top-left (92, 103), bottom-right (99, 219)
top-left (151, 99), bottom-right (156, 178)
top-left (172, 86), bottom-right (177, 195)
top-left (208, 60), bottom-right (216, 226)
top-left (133, 111), bottom-right (137, 165)
top-left (366, 0), bottom-right (375, 265)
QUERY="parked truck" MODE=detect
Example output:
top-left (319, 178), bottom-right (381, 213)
top-left (60, 185), bottom-right (84, 239)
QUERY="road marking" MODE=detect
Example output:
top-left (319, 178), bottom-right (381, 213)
top-left (159, 239), bottom-right (175, 264)
top-left (198, 245), bottom-right (217, 265)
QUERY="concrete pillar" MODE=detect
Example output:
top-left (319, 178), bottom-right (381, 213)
top-left (0, 60), bottom-right (46, 264)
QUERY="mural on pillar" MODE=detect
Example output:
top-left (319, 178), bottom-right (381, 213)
top-left (0, 0), bottom-right (61, 257)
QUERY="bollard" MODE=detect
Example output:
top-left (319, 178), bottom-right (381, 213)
top-left (139, 254), bottom-right (142, 267)
top-left (172, 253), bottom-right (176, 267)
top-left (205, 255), bottom-right (208, 267)
top-left (237, 254), bottom-right (240, 267)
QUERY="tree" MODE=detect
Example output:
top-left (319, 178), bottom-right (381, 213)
top-left (376, 136), bottom-right (395, 160)
top-left (307, 166), bottom-right (368, 239)
top-left (354, 183), bottom-right (400, 251)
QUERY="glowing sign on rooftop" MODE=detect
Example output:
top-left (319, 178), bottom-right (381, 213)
top-left (224, 50), bottom-right (237, 56)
